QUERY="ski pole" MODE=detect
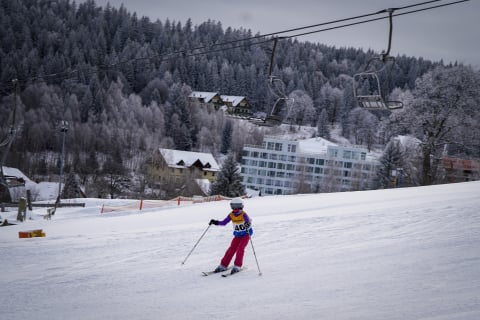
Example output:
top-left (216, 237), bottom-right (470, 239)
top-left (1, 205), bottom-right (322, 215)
top-left (248, 232), bottom-right (262, 276)
top-left (181, 224), bottom-right (211, 265)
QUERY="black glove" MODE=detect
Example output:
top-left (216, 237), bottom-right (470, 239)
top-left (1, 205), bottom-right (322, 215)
top-left (209, 219), bottom-right (218, 225)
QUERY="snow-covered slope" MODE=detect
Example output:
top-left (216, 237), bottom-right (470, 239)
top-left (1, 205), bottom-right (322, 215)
top-left (1, 181), bottom-right (479, 320)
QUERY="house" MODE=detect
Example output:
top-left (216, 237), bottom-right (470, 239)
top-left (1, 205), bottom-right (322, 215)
top-left (220, 95), bottom-right (252, 116)
top-left (442, 157), bottom-right (479, 182)
top-left (240, 136), bottom-right (379, 195)
top-left (188, 91), bottom-right (223, 109)
top-left (188, 91), bottom-right (253, 117)
top-left (147, 148), bottom-right (220, 196)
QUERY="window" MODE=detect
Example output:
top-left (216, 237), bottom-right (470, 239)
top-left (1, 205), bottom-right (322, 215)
top-left (261, 152), bottom-right (269, 159)
top-left (267, 142), bottom-right (275, 150)
top-left (275, 143), bottom-right (283, 151)
top-left (277, 163), bottom-right (285, 170)
top-left (314, 167), bottom-right (323, 174)
top-left (343, 151), bottom-right (352, 159)
top-left (270, 154), bottom-right (278, 160)
top-left (344, 162), bottom-right (352, 168)
top-left (361, 152), bottom-right (366, 160)
top-left (242, 150), bottom-right (249, 157)
top-left (268, 162), bottom-right (276, 168)
top-left (288, 144), bottom-right (297, 152)
top-left (315, 159), bottom-right (325, 166)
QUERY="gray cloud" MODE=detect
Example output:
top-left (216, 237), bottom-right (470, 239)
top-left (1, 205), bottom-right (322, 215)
top-left (90, 0), bottom-right (479, 67)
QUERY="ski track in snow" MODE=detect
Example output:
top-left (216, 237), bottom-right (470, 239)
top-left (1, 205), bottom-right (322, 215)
top-left (1, 182), bottom-right (479, 320)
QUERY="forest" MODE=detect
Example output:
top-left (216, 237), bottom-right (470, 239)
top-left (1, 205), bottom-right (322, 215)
top-left (0, 0), bottom-right (479, 200)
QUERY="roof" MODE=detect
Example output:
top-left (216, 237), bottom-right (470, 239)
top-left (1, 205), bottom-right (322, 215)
top-left (298, 137), bottom-right (338, 154)
top-left (220, 95), bottom-right (246, 107)
top-left (159, 149), bottom-right (220, 171)
top-left (189, 91), bottom-right (219, 103)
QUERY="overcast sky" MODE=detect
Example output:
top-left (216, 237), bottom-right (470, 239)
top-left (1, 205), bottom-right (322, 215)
top-left (90, 0), bottom-right (479, 67)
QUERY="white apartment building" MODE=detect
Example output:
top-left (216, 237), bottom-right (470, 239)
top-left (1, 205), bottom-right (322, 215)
top-left (241, 136), bottom-right (380, 195)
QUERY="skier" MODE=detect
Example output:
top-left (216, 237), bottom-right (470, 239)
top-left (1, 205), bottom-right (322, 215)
top-left (209, 197), bottom-right (253, 275)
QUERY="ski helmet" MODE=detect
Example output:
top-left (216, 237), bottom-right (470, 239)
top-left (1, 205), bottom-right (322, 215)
top-left (230, 197), bottom-right (244, 210)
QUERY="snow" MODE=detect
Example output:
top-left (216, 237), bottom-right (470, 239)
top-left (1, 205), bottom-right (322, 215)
top-left (159, 149), bottom-right (220, 170)
top-left (220, 95), bottom-right (245, 106)
top-left (2, 166), bottom-right (59, 201)
top-left (1, 181), bottom-right (480, 320)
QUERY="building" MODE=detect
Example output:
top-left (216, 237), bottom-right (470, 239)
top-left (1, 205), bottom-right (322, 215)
top-left (442, 157), bottom-right (479, 182)
top-left (189, 91), bottom-right (252, 116)
top-left (147, 148), bottom-right (220, 196)
top-left (188, 91), bottom-right (223, 109)
top-left (220, 95), bottom-right (252, 116)
top-left (240, 136), bottom-right (379, 195)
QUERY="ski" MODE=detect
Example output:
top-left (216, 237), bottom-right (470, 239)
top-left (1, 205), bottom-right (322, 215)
top-left (202, 267), bottom-right (232, 276)
top-left (221, 267), bottom-right (247, 277)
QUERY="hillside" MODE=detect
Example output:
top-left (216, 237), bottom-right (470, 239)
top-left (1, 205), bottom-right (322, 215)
top-left (1, 181), bottom-right (479, 319)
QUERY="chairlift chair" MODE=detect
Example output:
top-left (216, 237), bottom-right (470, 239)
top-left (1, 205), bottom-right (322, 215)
top-left (353, 8), bottom-right (403, 111)
top-left (353, 71), bottom-right (403, 110)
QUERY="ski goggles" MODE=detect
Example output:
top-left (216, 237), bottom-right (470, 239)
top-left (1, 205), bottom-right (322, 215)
top-left (230, 204), bottom-right (243, 210)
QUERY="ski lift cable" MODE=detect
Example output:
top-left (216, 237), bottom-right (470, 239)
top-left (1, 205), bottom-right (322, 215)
top-left (279, 0), bottom-right (469, 40)
top-left (0, 0), bottom-right (470, 90)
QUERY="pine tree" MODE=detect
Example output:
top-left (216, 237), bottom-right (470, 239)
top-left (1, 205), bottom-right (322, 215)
top-left (220, 120), bottom-right (232, 154)
top-left (377, 139), bottom-right (403, 189)
top-left (209, 153), bottom-right (245, 197)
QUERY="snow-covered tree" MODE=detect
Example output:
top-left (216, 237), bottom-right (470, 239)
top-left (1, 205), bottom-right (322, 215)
top-left (395, 65), bottom-right (480, 185)
top-left (220, 120), bottom-right (233, 155)
top-left (376, 139), bottom-right (403, 189)
top-left (209, 153), bottom-right (245, 197)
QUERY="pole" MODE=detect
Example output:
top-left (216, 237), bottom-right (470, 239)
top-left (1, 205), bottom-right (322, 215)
top-left (58, 121), bottom-right (68, 203)
top-left (248, 233), bottom-right (262, 276)
top-left (181, 224), bottom-right (211, 265)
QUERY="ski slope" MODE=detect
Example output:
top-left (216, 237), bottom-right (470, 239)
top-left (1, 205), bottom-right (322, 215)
top-left (1, 181), bottom-right (479, 320)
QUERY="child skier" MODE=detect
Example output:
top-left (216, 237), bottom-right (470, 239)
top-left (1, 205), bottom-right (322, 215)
top-left (209, 197), bottom-right (253, 275)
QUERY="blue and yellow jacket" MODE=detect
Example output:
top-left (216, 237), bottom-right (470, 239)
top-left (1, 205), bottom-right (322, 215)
top-left (218, 210), bottom-right (253, 237)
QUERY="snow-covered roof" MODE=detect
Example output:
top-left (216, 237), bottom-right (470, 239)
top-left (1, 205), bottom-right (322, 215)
top-left (159, 149), bottom-right (220, 171)
top-left (189, 91), bottom-right (219, 103)
top-left (220, 95), bottom-right (246, 107)
top-left (298, 137), bottom-right (338, 154)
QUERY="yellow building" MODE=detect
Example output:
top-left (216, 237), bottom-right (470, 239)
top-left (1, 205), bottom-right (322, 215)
top-left (147, 148), bottom-right (220, 196)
